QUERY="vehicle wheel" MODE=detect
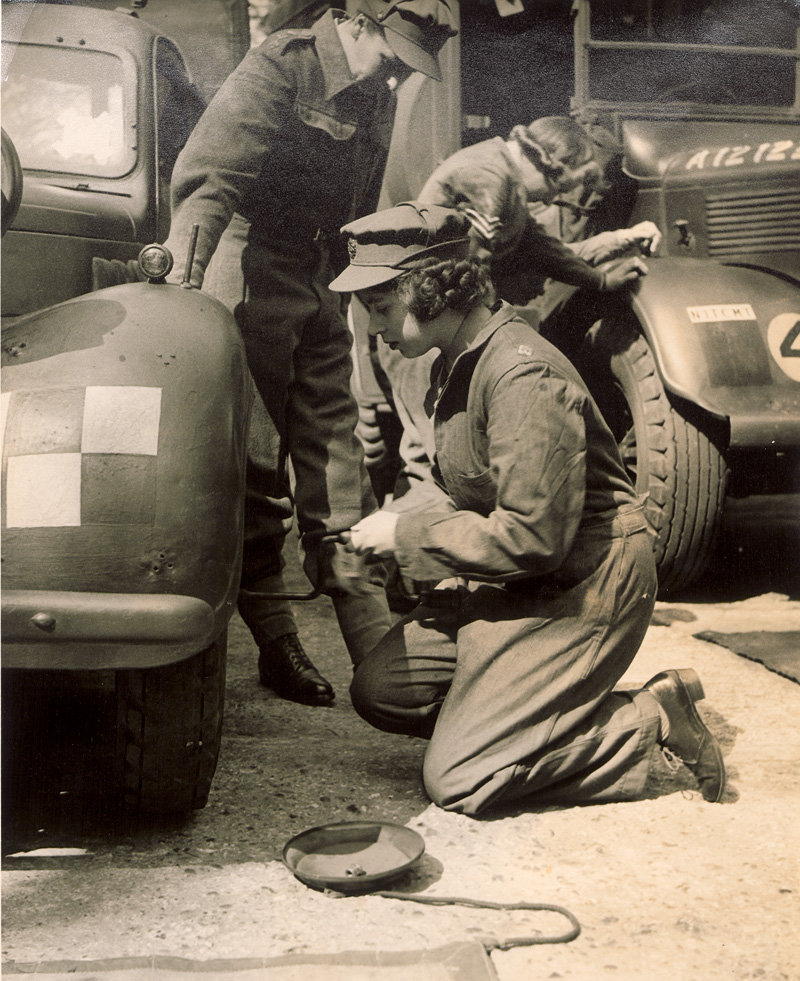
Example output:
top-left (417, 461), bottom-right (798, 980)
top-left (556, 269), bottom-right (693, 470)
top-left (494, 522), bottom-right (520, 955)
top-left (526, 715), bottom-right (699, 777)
top-left (1, 128), bottom-right (23, 236)
top-left (586, 319), bottom-right (729, 594)
top-left (116, 631), bottom-right (227, 814)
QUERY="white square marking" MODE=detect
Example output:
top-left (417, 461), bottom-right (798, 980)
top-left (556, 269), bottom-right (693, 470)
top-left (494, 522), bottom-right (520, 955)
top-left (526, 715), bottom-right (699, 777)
top-left (82, 386), bottom-right (161, 455)
top-left (6, 453), bottom-right (82, 527)
top-left (0, 391), bottom-right (10, 462)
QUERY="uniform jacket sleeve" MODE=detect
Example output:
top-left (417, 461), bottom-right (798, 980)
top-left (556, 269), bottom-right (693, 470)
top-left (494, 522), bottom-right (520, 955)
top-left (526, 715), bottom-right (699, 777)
top-left (393, 362), bottom-right (589, 583)
top-left (164, 44), bottom-right (296, 287)
top-left (419, 148), bottom-right (604, 292)
top-left (511, 219), bottom-right (605, 289)
top-left (417, 149), bottom-right (530, 259)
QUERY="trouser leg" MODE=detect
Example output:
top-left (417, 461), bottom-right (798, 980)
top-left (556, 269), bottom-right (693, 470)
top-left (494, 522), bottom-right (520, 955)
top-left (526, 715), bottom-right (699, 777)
top-left (236, 387), bottom-right (297, 643)
top-left (332, 588), bottom-right (392, 667)
top-left (203, 219), bottom-right (298, 641)
top-left (287, 266), bottom-right (378, 531)
top-left (287, 257), bottom-right (391, 662)
top-left (240, 241), bottom-right (391, 661)
top-left (352, 519), bottom-right (660, 815)
top-left (350, 598), bottom-right (460, 735)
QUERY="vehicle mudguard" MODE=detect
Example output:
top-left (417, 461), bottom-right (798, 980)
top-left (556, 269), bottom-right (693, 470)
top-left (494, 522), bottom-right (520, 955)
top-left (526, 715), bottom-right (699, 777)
top-left (627, 256), bottom-right (800, 448)
top-left (1, 283), bottom-right (251, 669)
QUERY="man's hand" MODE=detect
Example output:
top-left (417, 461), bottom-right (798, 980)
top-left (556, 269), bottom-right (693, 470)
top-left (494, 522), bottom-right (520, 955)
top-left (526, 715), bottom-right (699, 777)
top-left (349, 510), bottom-right (400, 558)
top-left (355, 402), bottom-right (388, 468)
top-left (601, 255), bottom-right (649, 291)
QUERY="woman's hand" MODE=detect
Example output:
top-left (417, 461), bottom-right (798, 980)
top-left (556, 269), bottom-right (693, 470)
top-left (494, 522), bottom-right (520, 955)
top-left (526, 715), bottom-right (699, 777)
top-left (348, 510), bottom-right (400, 558)
top-left (580, 221), bottom-right (662, 266)
top-left (601, 255), bottom-right (649, 290)
top-left (616, 220), bottom-right (662, 256)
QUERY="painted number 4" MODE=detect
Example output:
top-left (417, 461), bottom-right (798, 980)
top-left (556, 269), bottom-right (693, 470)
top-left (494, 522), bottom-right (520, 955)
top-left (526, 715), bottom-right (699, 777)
top-left (779, 319), bottom-right (800, 357)
top-left (768, 313), bottom-right (800, 381)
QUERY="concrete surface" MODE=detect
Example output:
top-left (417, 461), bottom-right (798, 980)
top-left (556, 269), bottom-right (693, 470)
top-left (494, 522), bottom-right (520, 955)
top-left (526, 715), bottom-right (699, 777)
top-left (3, 520), bottom-right (800, 981)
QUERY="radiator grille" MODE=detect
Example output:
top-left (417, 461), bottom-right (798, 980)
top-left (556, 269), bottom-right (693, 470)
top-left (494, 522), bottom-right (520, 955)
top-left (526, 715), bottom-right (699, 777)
top-left (706, 186), bottom-right (800, 257)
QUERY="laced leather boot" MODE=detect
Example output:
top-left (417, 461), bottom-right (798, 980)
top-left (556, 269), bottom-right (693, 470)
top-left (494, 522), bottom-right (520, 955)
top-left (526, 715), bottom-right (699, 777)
top-left (644, 668), bottom-right (725, 802)
top-left (258, 633), bottom-right (335, 706)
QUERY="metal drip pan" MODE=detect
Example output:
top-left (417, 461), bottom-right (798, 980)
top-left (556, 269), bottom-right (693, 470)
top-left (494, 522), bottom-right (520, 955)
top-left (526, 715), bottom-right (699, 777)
top-left (283, 820), bottom-right (425, 892)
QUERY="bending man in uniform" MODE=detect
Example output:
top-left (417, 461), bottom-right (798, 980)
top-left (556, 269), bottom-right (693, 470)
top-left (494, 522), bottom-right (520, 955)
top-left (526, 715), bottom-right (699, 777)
top-left (331, 203), bottom-right (725, 814)
top-left (164, 1), bottom-right (457, 705)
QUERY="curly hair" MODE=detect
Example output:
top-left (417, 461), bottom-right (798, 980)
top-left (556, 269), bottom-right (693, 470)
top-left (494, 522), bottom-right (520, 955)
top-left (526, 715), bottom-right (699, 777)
top-left (509, 116), bottom-right (594, 181)
top-left (394, 257), bottom-right (490, 323)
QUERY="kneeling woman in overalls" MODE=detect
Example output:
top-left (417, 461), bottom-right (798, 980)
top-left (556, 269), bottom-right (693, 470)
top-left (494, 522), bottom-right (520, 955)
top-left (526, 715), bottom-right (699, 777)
top-left (330, 202), bottom-right (725, 816)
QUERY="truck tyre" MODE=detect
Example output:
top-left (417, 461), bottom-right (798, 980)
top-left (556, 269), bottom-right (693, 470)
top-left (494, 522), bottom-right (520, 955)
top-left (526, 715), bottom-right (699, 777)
top-left (116, 632), bottom-right (227, 814)
top-left (586, 320), bottom-right (729, 594)
top-left (1, 127), bottom-right (23, 236)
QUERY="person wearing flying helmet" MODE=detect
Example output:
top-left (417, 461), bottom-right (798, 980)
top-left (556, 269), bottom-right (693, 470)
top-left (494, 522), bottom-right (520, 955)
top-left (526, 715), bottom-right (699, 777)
top-left (164, 2), bottom-right (457, 707)
top-left (329, 201), bottom-right (726, 816)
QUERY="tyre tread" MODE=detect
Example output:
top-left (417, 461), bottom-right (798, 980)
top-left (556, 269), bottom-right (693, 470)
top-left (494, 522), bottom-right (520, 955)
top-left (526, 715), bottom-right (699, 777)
top-left (116, 633), bottom-right (227, 814)
top-left (602, 329), bottom-right (729, 594)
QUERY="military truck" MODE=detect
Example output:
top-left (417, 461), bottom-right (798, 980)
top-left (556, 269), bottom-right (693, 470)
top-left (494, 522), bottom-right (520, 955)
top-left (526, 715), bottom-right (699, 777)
top-left (368, 0), bottom-right (800, 593)
top-left (563, 0), bottom-right (800, 592)
top-left (1, 0), bottom-right (251, 814)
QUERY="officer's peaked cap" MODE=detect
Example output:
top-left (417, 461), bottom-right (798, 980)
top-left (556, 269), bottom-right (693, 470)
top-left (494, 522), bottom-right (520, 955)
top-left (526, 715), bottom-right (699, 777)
top-left (358, 0), bottom-right (457, 81)
top-left (330, 202), bottom-right (471, 292)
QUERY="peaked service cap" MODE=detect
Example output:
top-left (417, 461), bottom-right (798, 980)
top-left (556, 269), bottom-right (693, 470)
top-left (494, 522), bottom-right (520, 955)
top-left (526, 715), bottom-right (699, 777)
top-left (330, 202), bottom-right (472, 293)
top-left (358, 0), bottom-right (457, 82)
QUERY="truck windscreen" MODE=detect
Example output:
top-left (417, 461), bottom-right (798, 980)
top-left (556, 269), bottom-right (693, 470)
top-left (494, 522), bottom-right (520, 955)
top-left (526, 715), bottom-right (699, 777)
top-left (586, 0), bottom-right (798, 109)
top-left (1, 43), bottom-right (134, 178)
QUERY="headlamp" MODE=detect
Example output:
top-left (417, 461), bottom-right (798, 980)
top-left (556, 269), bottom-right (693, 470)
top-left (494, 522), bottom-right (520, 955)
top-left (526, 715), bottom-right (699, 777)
top-left (137, 244), bottom-right (173, 282)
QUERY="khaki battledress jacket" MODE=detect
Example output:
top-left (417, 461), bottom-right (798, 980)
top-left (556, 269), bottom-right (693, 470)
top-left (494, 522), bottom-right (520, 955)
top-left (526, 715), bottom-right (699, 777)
top-left (166, 9), bottom-right (396, 286)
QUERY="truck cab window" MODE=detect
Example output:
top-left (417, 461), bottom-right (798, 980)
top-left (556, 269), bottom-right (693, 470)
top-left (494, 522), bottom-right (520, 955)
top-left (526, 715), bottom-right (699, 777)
top-left (1, 43), bottom-right (133, 177)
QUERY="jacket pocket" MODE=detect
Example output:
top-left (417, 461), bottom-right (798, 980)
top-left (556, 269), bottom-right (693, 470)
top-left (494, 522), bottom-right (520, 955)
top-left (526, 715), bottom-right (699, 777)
top-left (446, 466), bottom-right (496, 516)
top-left (296, 101), bottom-right (356, 141)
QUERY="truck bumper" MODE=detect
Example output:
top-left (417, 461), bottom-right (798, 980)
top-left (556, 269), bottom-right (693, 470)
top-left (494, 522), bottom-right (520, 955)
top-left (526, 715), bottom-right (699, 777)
top-left (1, 590), bottom-right (216, 670)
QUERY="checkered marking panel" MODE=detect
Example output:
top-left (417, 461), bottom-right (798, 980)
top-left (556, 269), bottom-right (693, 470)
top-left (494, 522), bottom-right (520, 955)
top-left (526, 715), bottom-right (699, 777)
top-left (2, 386), bottom-right (162, 529)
